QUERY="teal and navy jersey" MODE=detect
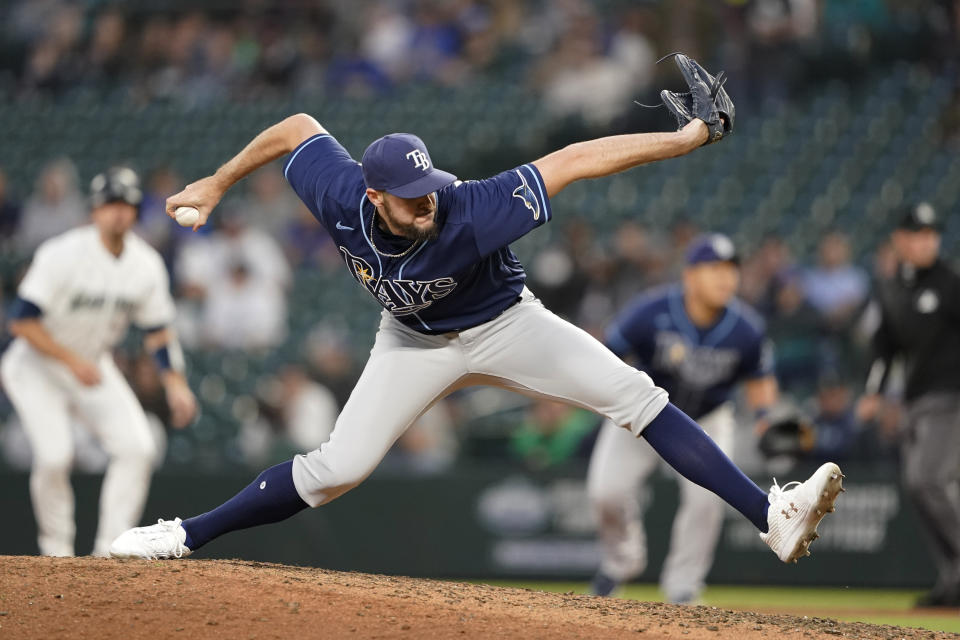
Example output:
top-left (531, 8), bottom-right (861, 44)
top-left (284, 133), bottom-right (552, 333)
top-left (605, 285), bottom-right (773, 419)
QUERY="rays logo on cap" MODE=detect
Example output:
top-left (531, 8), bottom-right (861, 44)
top-left (406, 149), bottom-right (430, 171)
top-left (686, 233), bottom-right (739, 265)
top-left (362, 133), bottom-right (457, 198)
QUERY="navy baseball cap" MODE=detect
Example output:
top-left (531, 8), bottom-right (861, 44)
top-left (361, 133), bottom-right (457, 198)
top-left (896, 202), bottom-right (941, 232)
top-left (686, 233), bottom-right (739, 266)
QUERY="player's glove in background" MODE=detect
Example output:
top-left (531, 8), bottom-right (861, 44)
top-left (658, 53), bottom-right (735, 145)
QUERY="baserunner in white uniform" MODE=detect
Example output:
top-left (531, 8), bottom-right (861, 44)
top-left (1, 168), bottom-right (197, 556)
top-left (587, 234), bottom-right (778, 602)
top-left (110, 105), bottom-right (843, 565)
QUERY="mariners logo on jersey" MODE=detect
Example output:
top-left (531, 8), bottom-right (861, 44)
top-left (69, 292), bottom-right (137, 313)
top-left (512, 171), bottom-right (540, 221)
top-left (339, 246), bottom-right (457, 316)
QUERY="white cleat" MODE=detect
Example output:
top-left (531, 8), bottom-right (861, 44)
top-left (760, 462), bottom-right (844, 563)
top-left (109, 518), bottom-right (192, 560)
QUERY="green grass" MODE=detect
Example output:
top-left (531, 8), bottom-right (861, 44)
top-left (471, 581), bottom-right (960, 634)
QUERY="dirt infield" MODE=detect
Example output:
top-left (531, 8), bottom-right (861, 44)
top-left (0, 556), bottom-right (954, 640)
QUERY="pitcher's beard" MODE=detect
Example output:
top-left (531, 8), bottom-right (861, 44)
top-left (382, 200), bottom-right (439, 242)
top-left (407, 221), bottom-right (439, 242)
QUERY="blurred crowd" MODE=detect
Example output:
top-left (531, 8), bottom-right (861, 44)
top-left (1, 0), bottom-right (956, 475)
top-left (1, 0), bottom-right (955, 119)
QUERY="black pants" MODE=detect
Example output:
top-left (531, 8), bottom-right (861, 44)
top-left (903, 392), bottom-right (960, 593)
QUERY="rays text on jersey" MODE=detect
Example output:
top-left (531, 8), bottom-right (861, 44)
top-left (339, 247), bottom-right (457, 315)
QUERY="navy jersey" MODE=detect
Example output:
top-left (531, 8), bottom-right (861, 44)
top-left (284, 134), bottom-right (552, 333)
top-left (605, 285), bottom-right (773, 419)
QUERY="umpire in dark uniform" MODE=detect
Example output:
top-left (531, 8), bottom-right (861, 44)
top-left (859, 202), bottom-right (960, 607)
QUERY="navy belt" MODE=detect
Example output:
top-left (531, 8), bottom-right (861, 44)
top-left (414, 295), bottom-right (524, 336)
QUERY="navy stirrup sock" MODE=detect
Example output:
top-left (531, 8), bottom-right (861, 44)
top-left (182, 460), bottom-right (309, 550)
top-left (641, 403), bottom-right (770, 532)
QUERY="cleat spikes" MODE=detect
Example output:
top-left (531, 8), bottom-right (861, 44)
top-left (760, 462), bottom-right (842, 564)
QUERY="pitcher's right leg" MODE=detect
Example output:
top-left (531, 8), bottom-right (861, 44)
top-left (112, 314), bottom-right (470, 558)
top-left (292, 319), bottom-right (469, 507)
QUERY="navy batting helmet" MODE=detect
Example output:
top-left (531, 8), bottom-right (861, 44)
top-left (89, 167), bottom-right (143, 210)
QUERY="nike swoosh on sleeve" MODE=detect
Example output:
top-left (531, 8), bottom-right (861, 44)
top-left (336, 221), bottom-right (355, 231)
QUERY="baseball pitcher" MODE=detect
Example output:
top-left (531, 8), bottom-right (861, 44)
top-left (1, 167), bottom-right (196, 556)
top-left (109, 55), bottom-right (843, 566)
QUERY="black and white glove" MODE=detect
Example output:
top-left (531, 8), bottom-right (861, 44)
top-left (658, 53), bottom-right (735, 145)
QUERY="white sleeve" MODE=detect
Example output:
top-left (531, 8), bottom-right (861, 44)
top-left (134, 254), bottom-right (177, 329)
top-left (17, 242), bottom-right (69, 311)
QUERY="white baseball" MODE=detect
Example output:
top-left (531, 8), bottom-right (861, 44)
top-left (174, 206), bottom-right (200, 227)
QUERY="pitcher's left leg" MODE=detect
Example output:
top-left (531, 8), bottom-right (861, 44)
top-left (467, 296), bottom-right (768, 532)
top-left (464, 295), bottom-right (668, 433)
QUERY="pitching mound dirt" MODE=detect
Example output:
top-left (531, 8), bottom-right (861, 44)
top-left (0, 556), bottom-right (954, 639)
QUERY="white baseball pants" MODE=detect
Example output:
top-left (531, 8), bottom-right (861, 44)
top-left (292, 289), bottom-right (669, 507)
top-left (1, 342), bottom-right (156, 556)
top-left (586, 402), bottom-right (735, 601)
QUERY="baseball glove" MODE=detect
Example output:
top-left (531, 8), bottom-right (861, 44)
top-left (658, 53), bottom-right (734, 145)
top-left (758, 413), bottom-right (816, 458)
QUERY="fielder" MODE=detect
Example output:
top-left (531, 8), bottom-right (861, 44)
top-left (1, 167), bottom-right (197, 557)
top-left (588, 234), bottom-right (777, 602)
top-left (110, 55), bottom-right (843, 565)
